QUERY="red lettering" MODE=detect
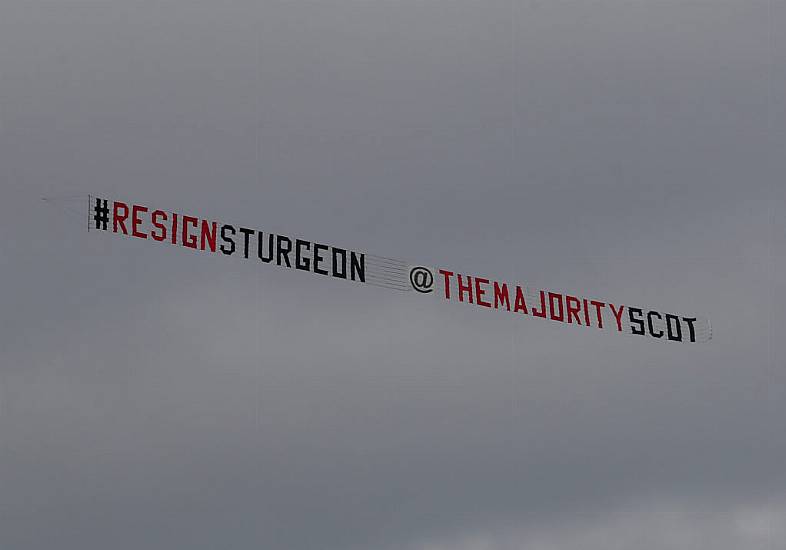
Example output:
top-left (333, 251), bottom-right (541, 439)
top-left (609, 303), bottom-right (625, 332)
top-left (532, 291), bottom-right (547, 318)
top-left (591, 300), bottom-right (606, 329)
top-left (582, 299), bottom-right (591, 326)
top-left (494, 282), bottom-right (511, 311)
top-left (151, 210), bottom-right (167, 241)
top-left (171, 213), bottom-right (179, 245)
top-left (131, 204), bottom-right (148, 239)
top-left (200, 220), bottom-right (217, 252)
top-left (548, 292), bottom-right (564, 322)
top-left (514, 286), bottom-right (528, 314)
top-left (439, 270), bottom-right (454, 300)
top-left (113, 201), bottom-right (129, 234)
top-left (475, 277), bottom-right (491, 308)
top-left (457, 274), bottom-right (473, 303)
top-left (182, 215), bottom-right (198, 249)
top-left (566, 295), bottom-right (581, 324)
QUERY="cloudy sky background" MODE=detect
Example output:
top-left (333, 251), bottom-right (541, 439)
top-left (1, 1), bottom-right (784, 549)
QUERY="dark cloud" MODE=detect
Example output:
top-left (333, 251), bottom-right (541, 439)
top-left (0, 1), bottom-right (783, 549)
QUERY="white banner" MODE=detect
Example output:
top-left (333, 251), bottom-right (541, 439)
top-left (89, 196), bottom-right (711, 344)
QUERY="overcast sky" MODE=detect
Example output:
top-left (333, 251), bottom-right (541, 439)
top-left (1, 1), bottom-right (784, 549)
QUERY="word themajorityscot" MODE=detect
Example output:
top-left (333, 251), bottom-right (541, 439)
top-left (91, 196), bottom-right (712, 345)
top-left (438, 270), bottom-right (704, 343)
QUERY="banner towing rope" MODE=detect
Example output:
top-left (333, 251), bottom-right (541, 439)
top-left (83, 195), bottom-right (712, 345)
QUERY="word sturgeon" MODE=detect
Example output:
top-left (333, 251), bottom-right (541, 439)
top-left (91, 197), bottom-right (711, 344)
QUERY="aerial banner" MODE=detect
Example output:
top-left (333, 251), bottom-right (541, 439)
top-left (88, 196), bottom-right (712, 344)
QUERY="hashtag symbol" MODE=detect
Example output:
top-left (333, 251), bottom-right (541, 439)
top-left (93, 197), bottom-right (109, 231)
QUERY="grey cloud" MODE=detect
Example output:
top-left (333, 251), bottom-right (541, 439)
top-left (405, 497), bottom-right (786, 550)
top-left (0, 1), bottom-right (783, 549)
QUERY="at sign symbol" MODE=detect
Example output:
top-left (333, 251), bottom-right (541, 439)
top-left (410, 267), bottom-right (434, 293)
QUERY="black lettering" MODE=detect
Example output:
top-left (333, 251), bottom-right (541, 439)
top-left (332, 247), bottom-right (347, 279)
top-left (666, 314), bottom-right (683, 342)
top-left (629, 307), bottom-right (645, 335)
top-left (350, 252), bottom-right (365, 282)
top-left (220, 224), bottom-right (236, 256)
top-left (239, 227), bottom-right (254, 259)
top-left (647, 310), bottom-right (663, 338)
top-left (276, 235), bottom-right (292, 267)
top-left (683, 317), bottom-right (697, 343)
top-left (313, 243), bottom-right (329, 275)
top-left (258, 232), bottom-right (274, 263)
top-left (295, 239), bottom-right (311, 271)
